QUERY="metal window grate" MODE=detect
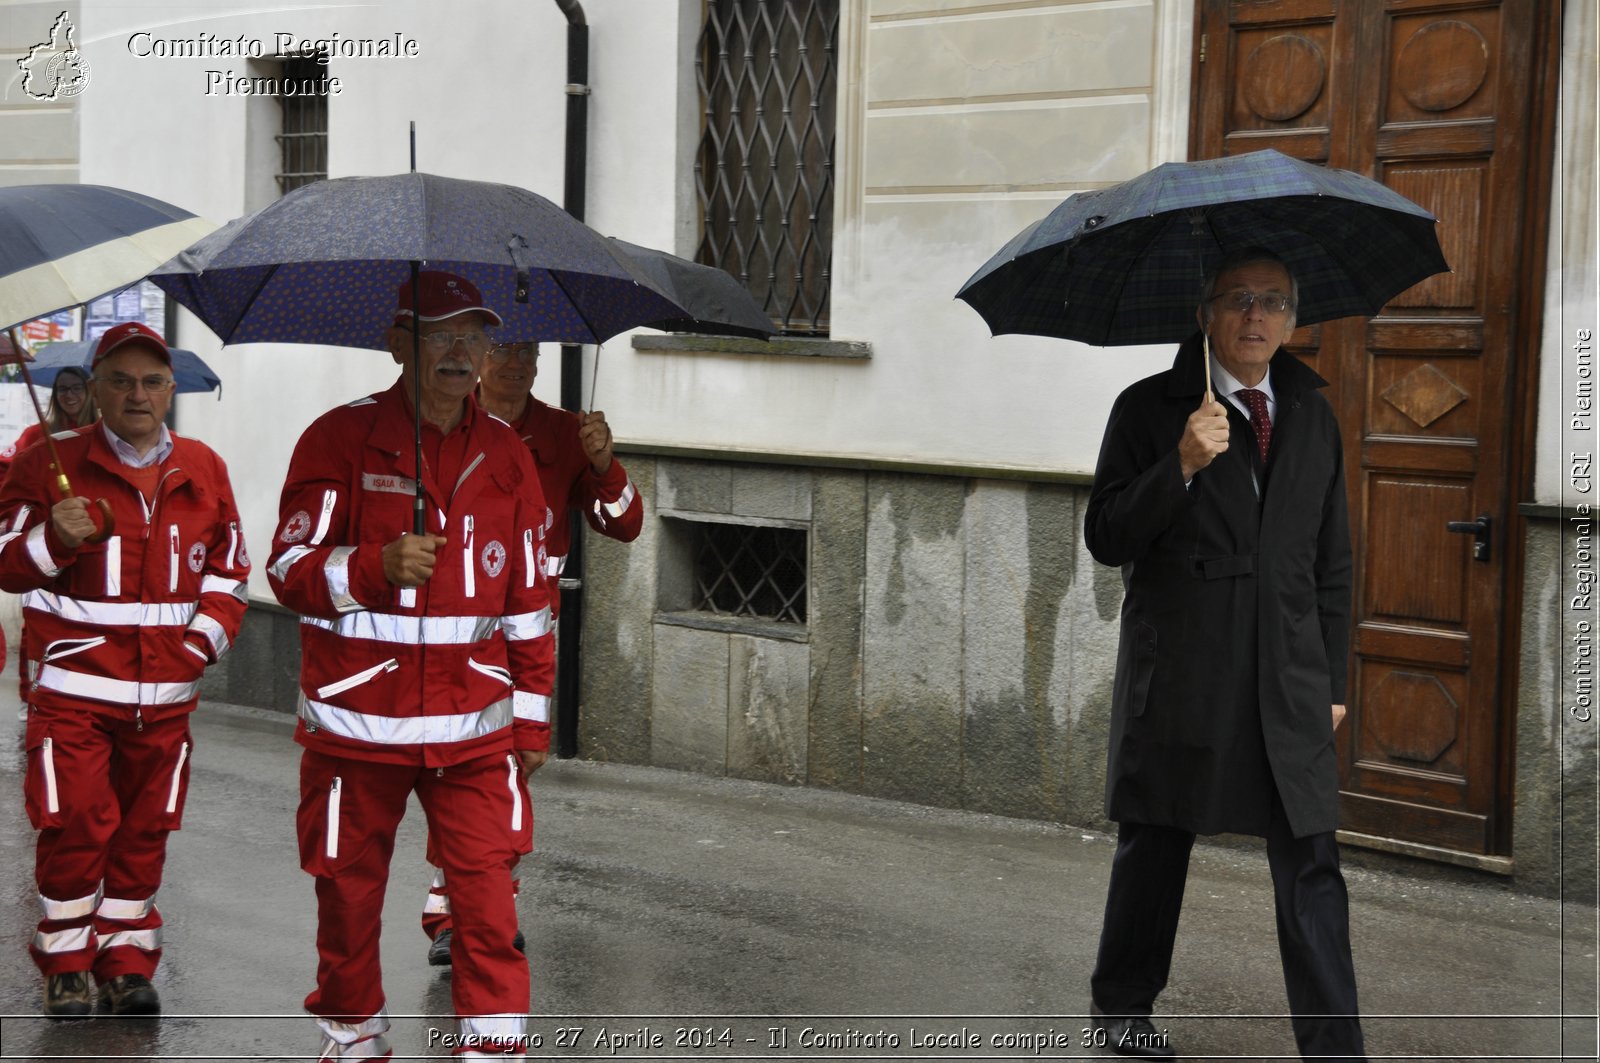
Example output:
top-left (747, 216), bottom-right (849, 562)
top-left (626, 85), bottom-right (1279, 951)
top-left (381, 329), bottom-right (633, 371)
top-left (695, 0), bottom-right (837, 336)
top-left (275, 56), bottom-right (328, 194)
top-left (692, 522), bottom-right (807, 623)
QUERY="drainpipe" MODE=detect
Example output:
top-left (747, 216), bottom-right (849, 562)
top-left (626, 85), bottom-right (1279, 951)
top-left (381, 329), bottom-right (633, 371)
top-left (553, 0), bottom-right (588, 759)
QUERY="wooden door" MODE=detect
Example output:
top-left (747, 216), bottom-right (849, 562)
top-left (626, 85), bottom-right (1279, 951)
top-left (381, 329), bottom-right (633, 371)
top-left (1191, 0), bottom-right (1558, 856)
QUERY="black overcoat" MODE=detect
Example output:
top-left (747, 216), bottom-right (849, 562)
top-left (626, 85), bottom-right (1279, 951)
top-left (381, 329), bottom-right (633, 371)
top-left (1084, 333), bottom-right (1352, 838)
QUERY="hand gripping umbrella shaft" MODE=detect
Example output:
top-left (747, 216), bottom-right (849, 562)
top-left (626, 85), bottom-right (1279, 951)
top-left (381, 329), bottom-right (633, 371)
top-left (8, 328), bottom-right (114, 543)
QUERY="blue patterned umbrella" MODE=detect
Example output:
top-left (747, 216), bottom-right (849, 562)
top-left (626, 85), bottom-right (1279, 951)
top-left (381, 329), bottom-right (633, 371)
top-left (149, 172), bottom-right (684, 349)
top-left (30, 339), bottom-right (221, 395)
top-left (957, 149), bottom-right (1449, 346)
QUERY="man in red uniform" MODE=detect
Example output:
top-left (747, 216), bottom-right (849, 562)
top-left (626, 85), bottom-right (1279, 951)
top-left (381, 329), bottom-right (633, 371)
top-left (418, 336), bottom-right (642, 965)
top-left (0, 321), bottom-right (250, 1018)
top-left (269, 272), bottom-right (554, 1060)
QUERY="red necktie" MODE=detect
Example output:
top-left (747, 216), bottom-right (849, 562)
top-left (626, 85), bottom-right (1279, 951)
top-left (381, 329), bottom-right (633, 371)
top-left (1237, 388), bottom-right (1272, 464)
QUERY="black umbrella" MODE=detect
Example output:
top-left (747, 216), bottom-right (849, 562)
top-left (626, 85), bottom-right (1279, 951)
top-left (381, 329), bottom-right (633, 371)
top-left (607, 239), bottom-right (773, 339)
top-left (957, 149), bottom-right (1449, 347)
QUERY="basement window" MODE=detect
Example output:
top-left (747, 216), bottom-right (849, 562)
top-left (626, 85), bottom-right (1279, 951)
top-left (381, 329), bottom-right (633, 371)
top-left (658, 514), bottom-right (808, 636)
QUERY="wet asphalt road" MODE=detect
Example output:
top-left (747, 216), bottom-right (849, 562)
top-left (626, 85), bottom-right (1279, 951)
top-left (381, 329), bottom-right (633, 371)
top-left (0, 689), bottom-right (1593, 1062)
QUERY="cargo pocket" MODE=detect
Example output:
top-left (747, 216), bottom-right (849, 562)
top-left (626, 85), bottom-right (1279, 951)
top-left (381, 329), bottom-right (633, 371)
top-left (506, 755), bottom-right (533, 856)
top-left (23, 730), bottom-right (62, 830)
top-left (297, 771), bottom-right (347, 876)
top-left (158, 739), bottom-right (192, 830)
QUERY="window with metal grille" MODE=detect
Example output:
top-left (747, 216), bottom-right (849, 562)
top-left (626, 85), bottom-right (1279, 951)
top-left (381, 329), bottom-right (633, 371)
top-left (691, 521), bottom-right (807, 623)
top-left (695, 0), bottom-right (837, 336)
top-left (275, 56), bottom-right (328, 194)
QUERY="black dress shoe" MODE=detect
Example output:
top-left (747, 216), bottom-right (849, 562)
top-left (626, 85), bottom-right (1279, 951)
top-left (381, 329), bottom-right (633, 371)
top-left (1090, 1004), bottom-right (1176, 1059)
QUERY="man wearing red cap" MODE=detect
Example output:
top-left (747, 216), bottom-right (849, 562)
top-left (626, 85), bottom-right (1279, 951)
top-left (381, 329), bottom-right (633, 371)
top-left (268, 271), bottom-right (554, 1060)
top-left (0, 321), bottom-right (250, 1019)
top-left (417, 337), bottom-right (641, 966)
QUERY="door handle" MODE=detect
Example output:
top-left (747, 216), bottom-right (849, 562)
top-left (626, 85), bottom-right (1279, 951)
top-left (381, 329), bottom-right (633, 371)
top-left (1445, 515), bottom-right (1492, 562)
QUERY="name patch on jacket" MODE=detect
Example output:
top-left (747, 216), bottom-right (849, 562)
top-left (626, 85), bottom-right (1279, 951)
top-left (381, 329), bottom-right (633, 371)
top-left (362, 473), bottom-right (418, 495)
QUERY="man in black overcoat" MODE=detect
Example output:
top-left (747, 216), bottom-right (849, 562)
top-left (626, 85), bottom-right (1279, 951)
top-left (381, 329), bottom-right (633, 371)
top-left (1083, 249), bottom-right (1366, 1061)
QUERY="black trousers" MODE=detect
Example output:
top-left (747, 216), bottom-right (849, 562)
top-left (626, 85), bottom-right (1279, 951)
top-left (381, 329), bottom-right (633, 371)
top-left (1089, 806), bottom-right (1367, 1062)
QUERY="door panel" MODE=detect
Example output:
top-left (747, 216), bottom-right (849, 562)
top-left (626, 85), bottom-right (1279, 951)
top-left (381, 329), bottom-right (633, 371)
top-left (1191, 0), bottom-right (1555, 857)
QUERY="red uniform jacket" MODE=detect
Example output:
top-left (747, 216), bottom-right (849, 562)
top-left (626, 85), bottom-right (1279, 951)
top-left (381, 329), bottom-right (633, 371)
top-left (269, 384), bottom-right (555, 768)
top-left (0, 422), bottom-right (45, 484)
top-left (509, 398), bottom-right (642, 609)
top-left (0, 424), bottom-right (250, 722)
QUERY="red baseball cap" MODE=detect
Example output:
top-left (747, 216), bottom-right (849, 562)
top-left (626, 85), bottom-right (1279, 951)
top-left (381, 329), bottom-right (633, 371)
top-left (395, 271), bottom-right (504, 327)
top-left (92, 321), bottom-right (172, 367)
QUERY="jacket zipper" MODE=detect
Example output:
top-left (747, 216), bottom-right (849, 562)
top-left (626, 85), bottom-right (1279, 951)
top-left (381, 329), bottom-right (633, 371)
top-left (41, 737), bottom-right (59, 815)
top-left (225, 520), bottom-right (239, 569)
top-left (326, 776), bottom-right (342, 859)
top-left (462, 514), bottom-right (476, 598)
top-left (506, 754), bottom-right (523, 833)
top-left (467, 658), bottom-right (512, 686)
top-left (165, 741), bottom-right (190, 814)
top-left (32, 636), bottom-right (108, 694)
top-left (523, 528), bottom-right (535, 588)
top-left (315, 658), bottom-right (399, 699)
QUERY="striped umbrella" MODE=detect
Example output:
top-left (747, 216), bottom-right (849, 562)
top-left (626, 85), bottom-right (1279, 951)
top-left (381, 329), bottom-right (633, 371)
top-left (0, 184), bottom-right (213, 331)
top-left (957, 149), bottom-right (1449, 346)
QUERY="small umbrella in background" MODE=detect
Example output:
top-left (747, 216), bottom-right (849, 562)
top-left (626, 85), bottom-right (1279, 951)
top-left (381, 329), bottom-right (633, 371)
top-left (957, 149), bottom-right (1449, 363)
top-left (31, 339), bottom-right (222, 396)
top-left (607, 239), bottom-right (774, 339)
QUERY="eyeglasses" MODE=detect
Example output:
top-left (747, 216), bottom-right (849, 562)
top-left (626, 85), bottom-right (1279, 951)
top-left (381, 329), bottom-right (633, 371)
top-left (487, 343), bottom-right (537, 363)
top-left (1209, 289), bottom-right (1295, 315)
top-left (55, 384), bottom-right (86, 397)
top-left (404, 327), bottom-right (494, 356)
top-left (96, 374), bottom-right (175, 394)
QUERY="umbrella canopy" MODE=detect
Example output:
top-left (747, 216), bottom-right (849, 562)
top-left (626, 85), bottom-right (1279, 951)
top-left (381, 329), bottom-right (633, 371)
top-left (957, 149), bottom-right (1449, 346)
top-left (149, 172), bottom-right (685, 350)
top-left (608, 239), bottom-right (774, 339)
top-left (30, 339), bottom-right (221, 394)
top-left (0, 184), bottom-right (214, 331)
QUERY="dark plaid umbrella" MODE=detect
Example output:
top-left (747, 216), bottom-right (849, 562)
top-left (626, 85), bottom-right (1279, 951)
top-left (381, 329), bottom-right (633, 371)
top-left (0, 183), bottom-right (213, 331)
top-left (32, 339), bottom-right (222, 395)
top-left (149, 172), bottom-right (684, 349)
top-left (608, 239), bottom-right (774, 339)
top-left (957, 149), bottom-right (1449, 346)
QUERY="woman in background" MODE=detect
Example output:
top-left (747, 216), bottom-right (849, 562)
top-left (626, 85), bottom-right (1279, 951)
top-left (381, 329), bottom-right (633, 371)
top-left (0, 367), bottom-right (97, 483)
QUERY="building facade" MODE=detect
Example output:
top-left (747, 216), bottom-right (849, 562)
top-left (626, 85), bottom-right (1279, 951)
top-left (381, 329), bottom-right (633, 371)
top-left (0, 0), bottom-right (1591, 893)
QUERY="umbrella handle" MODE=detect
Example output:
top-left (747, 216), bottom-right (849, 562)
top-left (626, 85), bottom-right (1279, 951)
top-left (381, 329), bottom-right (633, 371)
top-left (85, 497), bottom-right (116, 545)
top-left (50, 473), bottom-right (116, 545)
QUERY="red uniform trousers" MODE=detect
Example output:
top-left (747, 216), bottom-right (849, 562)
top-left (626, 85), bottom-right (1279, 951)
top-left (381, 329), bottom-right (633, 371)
top-left (299, 748), bottom-right (534, 1059)
top-left (23, 705), bottom-right (191, 981)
